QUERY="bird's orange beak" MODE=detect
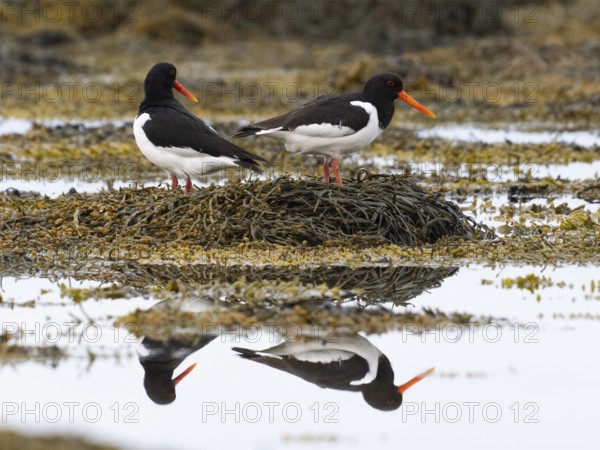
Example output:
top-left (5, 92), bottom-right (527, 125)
top-left (174, 80), bottom-right (198, 103)
top-left (173, 363), bottom-right (197, 386)
top-left (397, 367), bottom-right (435, 394)
top-left (398, 91), bottom-right (436, 118)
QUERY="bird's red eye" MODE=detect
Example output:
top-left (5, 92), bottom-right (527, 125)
top-left (169, 393), bottom-right (175, 400)
top-left (170, 69), bottom-right (176, 75)
top-left (386, 80), bottom-right (396, 87)
top-left (386, 398), bottom-right (395, 405)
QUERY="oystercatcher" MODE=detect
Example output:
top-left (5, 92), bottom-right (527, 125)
top-left (234, 73), bottom-right (436, 186)
top-left (137, 298), bottom-right (220, 404)
top-left (133, 63), bottom-right (267, 193)
top-left (233, 333), bottom-right (434, 411)
top-left (138, 336), bottom-right (211, 405)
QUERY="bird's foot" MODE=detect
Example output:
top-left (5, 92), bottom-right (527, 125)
top-left (322, 159), bottom-right (331, 183)
top-left (332, 158), bottom-right (343, 186)
top-left (185, 176), bottom-right (193, 194)
top-left (171, 175), bottom-right (179, 190)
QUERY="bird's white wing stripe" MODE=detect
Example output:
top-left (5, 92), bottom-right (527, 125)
top-left (349, 100), bottom-right (377, 114)
top-left (256, 126), bottom-right (284, 135)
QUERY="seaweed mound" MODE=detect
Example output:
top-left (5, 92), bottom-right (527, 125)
top-left (1, 175), bottom-right (494, 248)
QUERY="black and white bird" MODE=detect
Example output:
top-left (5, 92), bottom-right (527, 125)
top-left (233, 333), bottom-right (434, 411)
top-left (133, 62), bottom-right (267, 193)
top-left (137, 297), bottom-right (221, 404)
top-left (234, 73), bottom-right (436, 186)
top-left (138, 335), bottom-right (214, 405)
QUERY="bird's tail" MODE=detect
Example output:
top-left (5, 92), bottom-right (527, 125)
top-left (233, 126), bottom-right (264, 139)
top-left (232, 347), bottom-right (261, 358)
top-left (234, 158), bottom-right (264, 174)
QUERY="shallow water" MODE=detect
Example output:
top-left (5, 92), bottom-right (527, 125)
top-left (0, 118), bottom-right (32, 136)
top-left (1, 265), bottom-right (598, 449)
top-left (2, 119), bottom-right (598, 200)
top-left (417, 124), bottom-right (600, 148)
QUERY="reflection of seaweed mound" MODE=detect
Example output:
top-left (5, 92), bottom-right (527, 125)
top-left (119, 265), bottom-right (464, 337)
top-left (0, 256), bottom-right (456, 306)
top-left (0, 175), bottom-right (493, 248)
top-left (118, 264), bottom-right (459, 306)
top-left (321, 265), bottom-right (458, 305)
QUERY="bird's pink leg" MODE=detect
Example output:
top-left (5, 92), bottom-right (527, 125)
top-left (171, 175), bottom-right (179, 190)
top-left (323, 159), bottom-right (331, 183)
top-left (185, 176), bottom-right (193, 194)
top-left (332, 158), bottom-right (343, 186)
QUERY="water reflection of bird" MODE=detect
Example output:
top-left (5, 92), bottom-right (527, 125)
top-left (133, 62), bottom-right (266, 193)
top-left (233, 333), bottom-right (433, 411)
top-left (137, 298), bottom-right (219, 404)
top-left (139, 335), bottom-right (215, 405)
top-left (234, 73), bottom-right (435, 185)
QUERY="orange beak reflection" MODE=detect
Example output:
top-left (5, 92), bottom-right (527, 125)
top-left (173, 363), bottom-right (197, 386)
top-left (174, 80), bottom-right (198, 103)
top-left (397, 367), bottom-right (435, 394)
top-left (398, 91), bottom-right (436, 118)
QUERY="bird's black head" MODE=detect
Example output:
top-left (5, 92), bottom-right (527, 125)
top-left (363, 73), bottom-right (404, 101)
top-left (362, 366), bottom-right (435, 411)
top-left (142, 62), bottom-right (198, 104)
top-left (362, 387), bottom-right (404, 411)
top-left (142, 363), bottom-right (197, 405)
top-left (143, 372), bottom-right (178, 405)
top-left (363, 72), bottom-right (436, 119)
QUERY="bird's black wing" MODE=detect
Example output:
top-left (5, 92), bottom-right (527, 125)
top-left (234, 93), bottom-right (370, 138)
top-left (142, 105), bottom-right (267, 170)
top-left (232, 347), bottom-right (367, 391)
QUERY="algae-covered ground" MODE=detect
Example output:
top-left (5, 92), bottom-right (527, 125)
top-left (0, 0), bottom-right (598, 266)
